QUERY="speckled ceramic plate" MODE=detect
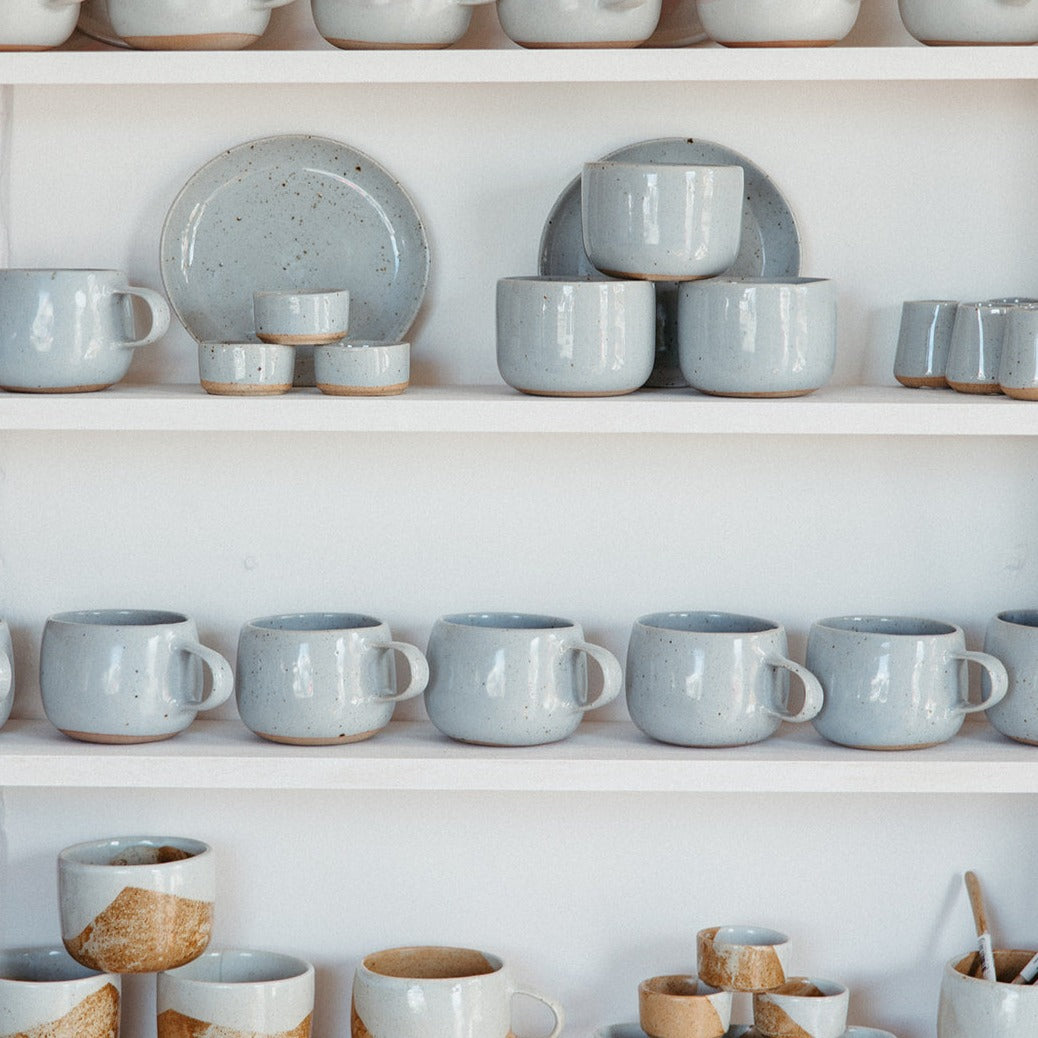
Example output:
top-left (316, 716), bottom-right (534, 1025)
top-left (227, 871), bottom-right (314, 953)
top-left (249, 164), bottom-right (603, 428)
top-left (160, 134), bottom-right (429, 349)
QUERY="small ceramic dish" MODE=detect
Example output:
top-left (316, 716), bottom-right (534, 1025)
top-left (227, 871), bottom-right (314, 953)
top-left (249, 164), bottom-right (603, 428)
top-left (198, 341), bottom-right (295, 396)
top-left (254, 289), bottom-right (350, 345)
top-left (753, 978), bottom-right (849, 1038)
top-left (697, 926), bottom-right (791, 992)
top-left (496, 0), bottom-right (663, 48)
top-left (639, 975), bottom-right (732, 1038)
top-left (696, 0), bottom-right (861, 47)
top-left (0, 0), bottom-right (86, 50)
top-left (311, 0), bottom-right (494, 48)
top-left (898, 0), bottom-right (1038, 44)
top-left (314, 340), bottom-right (410, 396)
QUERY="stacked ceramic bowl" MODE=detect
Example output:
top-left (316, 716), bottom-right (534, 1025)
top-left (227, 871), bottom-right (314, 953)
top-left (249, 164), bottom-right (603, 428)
top-left (694, 0), bottom-right (862, 47)
top-left (897, 0), bottom-right (1038, 45)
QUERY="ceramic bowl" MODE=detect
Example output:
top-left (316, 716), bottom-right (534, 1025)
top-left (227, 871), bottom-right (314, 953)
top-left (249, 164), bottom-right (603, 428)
top-left (312, 0), bottom-right (493, 48)
top-left (496, 276), bottom-right (655, 396)
top-left (198, 341), bottom-right (295, 396)
top-left (105, 0), bottom-right (296, 49)
top-left (58, 836), bottom-right (214, 974)
top-left (0, 0), bottom-right (86, 49)
top-left (938, 950), bottom-right (1038, 1037)
top-left (753, 978), bottom-right (849, 1038)
top-left (254, 289), bottom-right (350, 345)
top-left (697, 926), bottom-right (791, 992)
top-left (639, 975), bottom-right (732, 1038)
top-left (496, 0), bottom-right (663, 48)
top-left (695, 0), bottom-right (861, 46)
top-left (582, 161), bottom-right (744, 281)
top-left (898, 0), bottom-right (1038, 44)
top-left (314, 340), bottom-right (410, 396)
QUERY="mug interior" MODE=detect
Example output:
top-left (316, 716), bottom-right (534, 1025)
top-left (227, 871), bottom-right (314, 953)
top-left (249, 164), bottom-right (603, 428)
top-left (59, 835), bottom-right (208, 867)
top-left (49, 609), bottom-right (187, 627)
top-left (641, 975), bottom-right (719, 997)
top-left (770, 977), bottom-right (845, 998)
top-left (165, 949), bottom-right (311, 984)
top-left (363, 946), bottom-right (501, 979)
top-left (816, 615), bottom-right (956, 637)
top-left (249, 613), bottom-right (380, 632)
top-left (442, 612), bottom-right (572, 630)
top-left (0, 948), bottom-right (101, 983)
top-left (713, 926), bottom-right (788, 947)
top-left (640, 611), bottom-right (776, 634)
top-left (998, 609), bottom-right (1038, 629)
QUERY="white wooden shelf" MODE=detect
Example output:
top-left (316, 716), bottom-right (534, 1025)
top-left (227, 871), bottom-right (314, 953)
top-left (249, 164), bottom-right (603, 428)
top-left (3, 44), bottom-right (1038, 86)
top-left (1, 717), bottom-right (1034, 793)
top-left (1, 383), bottom-right (1035, 435)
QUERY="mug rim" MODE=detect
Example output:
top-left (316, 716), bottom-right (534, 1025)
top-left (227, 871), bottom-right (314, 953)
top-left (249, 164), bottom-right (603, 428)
top-left (160, 948), bottom-right (313, 985)
top-left (704, 925), bottom-right (789, 948)
top-left (762, 976), bottom-right (847, 999)
top-left (0, 268), bottom-right (124, 276)
top-left (996, 609), bottom-right (1038, 629)
top-left (582, 160), bottom-right (742, 174)
top-left (638, 974), bottom-right (725, 999)
top-left (638, 611), bottom-right (779, 635)
top-left (247, 612), bottom-right (382, 632)
top-left (48, 609), bottom-right (189, 628)
top-left (0, 946), bottom-right (113, 984)
top-left (361, 945), bottom-right (504, 980)
top-left (813, 615), bottom-right (959, 638)
top-left (440, 612), bottom-right (574, 631)
top-left (58, 835), bottom-right (211, 869)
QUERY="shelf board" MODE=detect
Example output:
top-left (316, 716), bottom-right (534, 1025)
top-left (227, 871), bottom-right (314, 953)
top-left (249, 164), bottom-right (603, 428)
top-left (1, 718), bottom-right (1036, 793)
top-left (3, 45), bottom-right (1038, 86)
top-left (0, 383), bottom-right (1036, 436)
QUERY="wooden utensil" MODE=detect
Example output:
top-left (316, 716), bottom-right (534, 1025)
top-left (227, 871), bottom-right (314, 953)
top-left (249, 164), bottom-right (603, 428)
top-left (965, 870), bottom-right (998, 982)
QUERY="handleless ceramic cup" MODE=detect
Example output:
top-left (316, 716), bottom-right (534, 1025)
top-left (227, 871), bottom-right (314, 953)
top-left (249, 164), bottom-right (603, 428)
top-left (496, 276), bottom-right (655, 396)
top-left (937, 950), bottom-right (1038, 1037)
top-left (106, 0), bottom-right (296, 49)
top-left (0, 0), bottom-right (86, 49)
top-left (695, 0), bottom-right (860, 46)
top-left (424, 612), bottom-right (623, 746)
top-left (678, 277), bottom-right (837, 397)
top-left (639, 975), bottom-right (732, 1038)
top-left (997, 304), bottom-right (1038, 399)
top-left (198, 341), bottom-right (295, 395)
top-left (697, 927), bottom-right (791, 993)
top-left (0, 619), bottom-right (13, 732)
top-left (807, 615), bottom-right (1008, 749)
top-left (59, 836), bottom-right (214, 974)
top-left (894, 299), bottom-right (958, 388)
top-left (314, 340), bottom-right (410, 396)
top-left (253, 289), bottom-right (350, 345)
top-left (0, 269), bottom-right (169, 393)
top-left (352, 946), bottom-right (564, 1038)
top-left (898, 0), bottom-right (1038, 45)
top-left (40, 609), bottom-right (234, 744)
top-left (312, 0), bottom-right (495, 48)
top-left (945, 301), bottom-right (1009, 394)
top-left (983, 610), bottom-right (1038, 744)
top-left (581, 162), bottom-right (744, 281)
top-left (496, 0), bottom-right (663, 47)
top-left (236, 612), bottom-right (429, 745)
top-left (753, 978), bottom-right (849, 1038)
top-left (158, 950), bottom-right (314, 1038)
top-left (626, 612), bottom-right (823, 747)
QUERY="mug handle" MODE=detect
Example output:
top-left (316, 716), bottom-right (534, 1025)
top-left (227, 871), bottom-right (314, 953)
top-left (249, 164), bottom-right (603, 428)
top-left (512, 988), bottom-right (565, 1038)
top-left (366, 640), bottom-right (430, 703)
top-left (0, 648), bottom-right (11, 710)
top-left (950, 650), bottom-right (1009, 715)
top-left (565, 640), bottom-right (623, 712)
top-left (762, 654), bottom-right (824, 724)
top-left (174, 640), bottom-right (234, 712)
top-left (114, 286), bottom-right (171, 350)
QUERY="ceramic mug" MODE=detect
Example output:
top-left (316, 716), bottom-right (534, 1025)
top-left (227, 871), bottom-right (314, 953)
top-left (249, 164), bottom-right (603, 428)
top-left (496, 0), bottom-right (663, 47)
top-left (898, 0), bottom-right (1038, 45)
top-left (0, 619), bottom-right (13, 732)
top-left (937, 950), bottom-right (1038, 1037)
top-left (945, 302), bottom-right (1010, 394)
top-left (0, 269), bottom-right (169, 393)
top-left (106, 0), bottom-right (296, 49)
top-left (253, 289), bottom-right (350, 345)
top-left (0, 0), bottom-right (87, 50)
top-left (352, 946), bottom-right (564, 1038)
top-left (753, 978), bottom-right (849, 1038)
top-left (40, 609), bottom-right (234, 744)
top-left (807, 615), bottom-right (1008, 749)
top-left (158, 950), bottom-right (314, 1038)
top-left (696, 0), bottom-right (860, 46)
top-left (983, 610), bottom-right (1038, 744)
top-left (314, 340), bottom-right (410, 396)
top-left (424, 612), bottom-right (623, 745)
top-left (893, 299), bottom-right (958, 388)
top-left (626, 612), bottom-right (823, 747)
top-left (639, 975), bottom-right (732, 1038)
top-left (198, 341), bottom-right (295, 396)
top-left (235, 612), bottom-right (429, 745)
top-left (312, 0), bottom-right (495, 48)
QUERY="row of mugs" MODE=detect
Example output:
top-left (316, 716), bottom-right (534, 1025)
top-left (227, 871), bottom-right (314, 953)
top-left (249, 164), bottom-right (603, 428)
top-left (6, 608), bottom-right (1038, 749)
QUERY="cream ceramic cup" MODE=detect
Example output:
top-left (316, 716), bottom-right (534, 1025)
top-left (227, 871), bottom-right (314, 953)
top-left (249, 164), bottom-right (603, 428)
top-left (106, 0), bottom-right (295, 49)
top-left (58, 836), bottom-right (214, 975)
top-left (753, 978), bottom-right (848, 1038)
top-left (424, 612), bottom-right (623, 746)
top-left (938, 950), bottom-right (1038, 1037)
top-left (807, 615), bottom-right (1008, 750)
top-left (198, 341), bottom-right (295, 396)
top-left (0, 619), bottom-right (13, 732)
top-left (639, 975), bottom-right (732, 1038)
top-left (235, 612), bottom-right (429, 745)
top-left (158, 950), bottom-right (314, 1038)
top-left (898, 0), bottom-right (1038, 45)
top-left (40, 609), bottom-right (234, 744)
top-left (894, 299), bottom-right (958, 389)
top-left (945, 302), bottom-right (1010, 394)
top-left (697, 927), bottom-right (791, 993)
top-left (496, 0), bottom-right (663, 47)
top-left (695, 0), bottom-right (860, 46)
top-left (581, 162), bottom-right (743, 281)
top-left (253, 289), bottom-right (350, 345)
top-left (998, 304), bottom-right (1038, 399)
top-left (0, 0), bottom-right (86, 50)
top-left (983, 610), bottom-right (1038, 744)
top-left (314, 340), bottom-right (410, 396)
top-left (353, 946), bottom-right (564, 1038)
top-left (0, 947), bottom-right (120, 1038)
top-left (312, 0), bottom-right (495, 48)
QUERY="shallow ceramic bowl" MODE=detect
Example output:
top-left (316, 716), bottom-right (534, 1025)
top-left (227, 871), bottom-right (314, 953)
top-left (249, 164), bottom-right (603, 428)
top-left (496, 0), bottom-right (663, 48)
top-left (311, 0), bottom-right (491, 48)
top-left (753, 978), bottom-right (848, 1038)
top-left (696, 0), bottom-right (860, 46)
top-left (198, 341), bottom-right (295, 396)
top-left (697, 926), bottom-right (791, 992)
top-left (898, 0), bottom-right (1038, 44)
top-left (105, 0), bottom-right (295, 50)
top-left (938, 950), bottom-right (1038, 1037)
top-left (0, 0), bottom-right (86, 50)
top-left (639, 975), bottom-right (732, 1038)
top-left (254, 289), bottom-right (350, 345)
top-left (314, 340), bottom-right (410, 396)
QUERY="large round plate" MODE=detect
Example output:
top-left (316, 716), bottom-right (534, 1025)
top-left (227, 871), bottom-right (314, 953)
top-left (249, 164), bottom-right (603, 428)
top-left (161, 134), bottom-right (429, 347)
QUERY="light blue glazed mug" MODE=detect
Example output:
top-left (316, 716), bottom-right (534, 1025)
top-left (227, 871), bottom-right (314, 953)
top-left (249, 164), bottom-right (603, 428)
top-left (893, 299), bottom-right (958, 389)
top-left (0, 619), bottom-right (13, 731)
top-left (983, 610), bottom-right (1038, 744)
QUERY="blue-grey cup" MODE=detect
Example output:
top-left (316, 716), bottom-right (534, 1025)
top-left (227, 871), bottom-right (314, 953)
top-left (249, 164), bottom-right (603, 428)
top-left (235, 612), bottom-right (429, 745)
top-left (945, 301), bottom-right (1009, 394)
top-left (314, 340), bottom-right (410, 396)
top-left (998, 304), bottom-right (1038, 400)
top-left (0, 619), bottom-right (12, 731)
top-left (198, 341), bottom-right (295, 396)
top-left (983, 610), bottom-right (1038, 745)
top-left (626, 612), bottom-right (823, 747)
top-left (807, 615), bottom-right (1008, 750)
top-left (424, 612), bottom-right (623, 746)
top-left (253, 289), bottom-right (350, 346)
top-left (893, 299), bottom-right (958, 389)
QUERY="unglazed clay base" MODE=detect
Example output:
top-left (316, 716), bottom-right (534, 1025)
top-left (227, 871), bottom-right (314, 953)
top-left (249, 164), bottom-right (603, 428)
top-left (718, 39), bottom-right (839, 47)
top-left (317, 381), bottom-right (409, 396)
top-left (200, 380), bottom-right (291, 396)
top-left (896, 374), bottom-right (946, 388)
top-left (599, 268), bottom-right (711, 282)
top-left (60, 729), bottom-right (180, 744)
top-left (258, 331), bottom-right (345, 345)
top-left (698, 388), bottom-right (818, 398)
top-left (947, 380), bottom-right (1001, 394)
top-left (513, 39), bottom-right (645, 48)
top-left (922, 38), bottom-right (1034, 45)
top-left (0, 44), bottom-right (51, 51)
top-left (123, 33), bottom-right (258, 50)
top-left (256, 728), bottom-right (382, 745)
top-left (520, 388), bottom-right (639, 397)
top-left (325, 37), bottom-right (451, 49)
top-left (1001, 386), bottom-right (1038, 400)
top-left (2, 382), bottom-right (113, 393)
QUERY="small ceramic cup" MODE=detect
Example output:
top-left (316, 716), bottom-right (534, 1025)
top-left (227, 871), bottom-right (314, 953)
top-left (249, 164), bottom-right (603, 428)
top-left (198, 341), bottom-right (295, 396)
top-left (253, 289), bottom-right (350, 345)
top-left (352, 946), bottom-right (564, 1038)
top-left (40, 609), bottom-right (234, 744)
top-left (496, 276), bottom-right (655, 396)
top-left (58, 836), bottom-right (214, 974)
top-left (424, 612), bottom-right (623, 746)
top-left (0, 618), bottom-right (13, 732)
top-left (753, 978), bottom-right (849, 1038)
top-left (0, 0), bottom-right (87, 49)
top-left (806, 615), bottom-right (1008, 750)
top-left (639, 975), bottom-right (732, 1038)
top-left (983, 610), bottom-right (1038, 744)
top-left (235, 613), bottom-right (430, 745)
top-left (314, 340), bottom-right (410, 396)
top-left (0, 947), bottom-right (120, 1038)
top-left (626, 612), bottom-right (823, 747)
top-left (697, 927), bottom-right (791, 993)
top-left (893, 299), bottom-right (958, 388)
top-left (158, 950), bottom-right (314, 1038)
top-left (312, 0), bottom-right (496, 48)
top-left (998, 304), bottom-right (1038, 399)
top-left (945, 301), bottom-right (1010, 394)
top-left (898, 0), bottom-right (1038, 45)
top-left (496, 0), bottom-right (663, 47)
top-left (695, 0), bottom-right (861, 46)
top-left (581, 162), bottom-right (744, 281)
top-left (937, 950), bottom-right (1038, 1037)
top-left (678, 277), bottom-right (837, 397)
top-left (106, 0), bottom-right (296, 49)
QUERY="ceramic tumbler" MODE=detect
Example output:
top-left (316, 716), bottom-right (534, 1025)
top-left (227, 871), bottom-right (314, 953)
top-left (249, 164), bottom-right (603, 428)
top-left (998, 304), bottom-right (1038, 399)
top-left (893, 299), bottom-right (958, 388)
top-left (983, 610), bottom-right (1038, 744)
top-left (945, 302), bottom-right (1009, 394)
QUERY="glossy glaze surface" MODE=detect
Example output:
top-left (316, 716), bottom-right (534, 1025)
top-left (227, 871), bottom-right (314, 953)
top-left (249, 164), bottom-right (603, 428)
top-left (893, 299), bottom-right (958, 388)
top-left (997, 304), bottom-right (1038, 399)
top-left (938, 951), bottom-right (1038, 1036)
top-left (697, 927), bottom-right (791, 993)
top-left (0, 0), bottom-right (85, 49)
top-left (753, 978), bottom-right (848, 1038)
top-left (696, 0), bottom-right (860, 45)
top-left (639, 975), bottom-right (732, 1038)
top-left (198, 341), bottom-right (295, 396)
top-left (312, 0), bottom-right (493, 48)
top-left (946, 302), bottom-right (1010, 393)
top-left (984, 610), bottom-right (1038, 744)
top-left (106, 0), bottom-right (294, 49)
top-left (0, 620), bottom-right (12, 732)
top-left (496, 0), bottom-right (662, 47)
top-left (314, 340), bottom-right (410, 395)
top-left (253, 289), bottom-right (350, 344)
top-left (898, 0), bottom-right (1038, 44)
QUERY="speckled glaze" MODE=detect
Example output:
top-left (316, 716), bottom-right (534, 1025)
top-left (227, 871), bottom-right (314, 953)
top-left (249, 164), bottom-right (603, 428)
top-left (40, 610), bottom-right (233, 744)
top-left (253, 289), bottom-right (350, 345)
top-left (678, 277), bottom-right (836, 397)
top-left (639, 975), bottom-right (732, 1038)
top-left (753, 979), bottom-right (848, 1038)
top-left (696, 0), bottom-right (860, 46)
top-left (643, 0), bottom-right (708, 45)
top-left (582, 162), bottom-right (743, 281)
top-left (938, 950), bottom-right (1038, 1037)
top-left (496, 0), bottom-right (662, 47)
top-left (353, 947), bottom-right (563, 1038)
top-left (314, 340), bottom-right (410, 396)
top-left (807, 615), bottom-right (1008, 750)
top-left (496, 276), bottom-right (655, 396)
top-left (0, 0), bottom-right (85, 50)
top-left (0, 619), bottom-right (13, 732)
top-left (539, 137), bottom-right (801, 389)
top-left (312, 0), bottom-right (495, 48)
top-left (106, 0), bottom-right (295, 49)
top-left (58, 836), bottom-right (214, 975)
top-left (424, 612), bottom-right (623, 746)
top-left (626, 612), bottom-right (823, 747)
top-left (894, 299), bottom-right (958, 388)
top-left (697, 927), bottom-right (791, 993)
top-left (946, 302), bottom-right (1010, 394)
top-left (235, 613), bottom-right (429, 745)
top-left (983, 610), bottom-right (1038, 744)
top-left (0, 270), bottom-right (170, 393)
top-left (160, 135), bottom-right (429, 361)
top-left (158, 950), bottom-right (314, 1038)
top-left (899, 0), bottom-right (1038, 44)
top-left (997, 304), bottom-right (1038, 399)
top-left (198, 341), bottom-right (295, 396)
